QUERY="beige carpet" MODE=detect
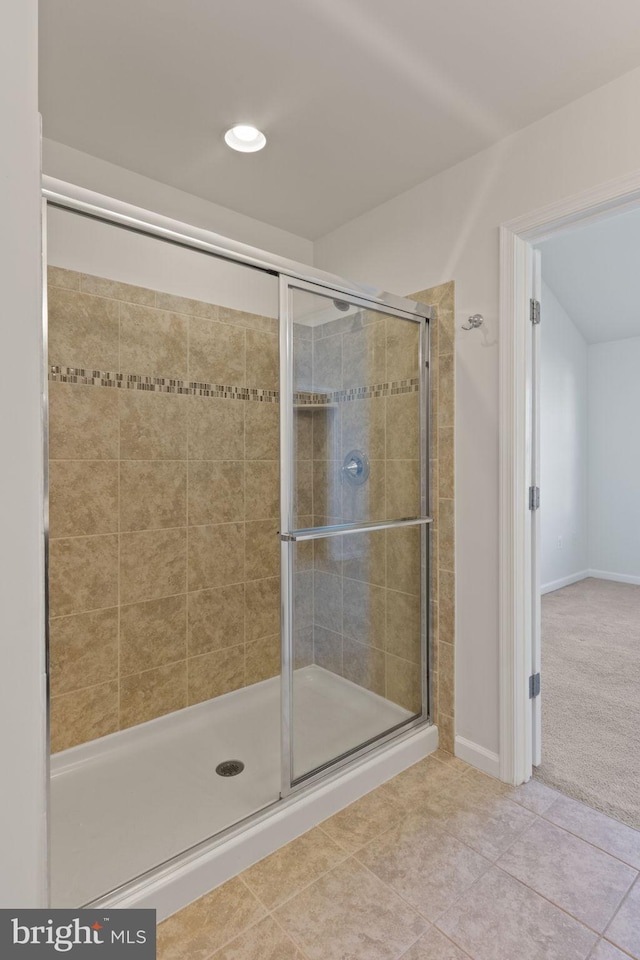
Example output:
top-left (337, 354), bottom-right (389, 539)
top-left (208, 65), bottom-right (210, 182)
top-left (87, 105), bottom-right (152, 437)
top-left (534, 577), bottom-right (640, 829)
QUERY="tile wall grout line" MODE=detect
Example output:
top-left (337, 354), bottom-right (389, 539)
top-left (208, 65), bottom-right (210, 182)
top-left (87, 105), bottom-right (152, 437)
top-left (242, 329), bottom-right (248, 690)
top-left (185, 313), bottom-right (191, 709)
top-left (51, 675), bottom-right (124, 702)
top-left (116, 298), bottom-right (122, 733)
top-left (50, 278), bottom-right (455, 796)
top-left (50, 517), bottom-right (282, 541)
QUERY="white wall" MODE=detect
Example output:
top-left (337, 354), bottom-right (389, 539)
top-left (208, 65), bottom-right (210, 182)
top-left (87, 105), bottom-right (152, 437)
top-left (538, 282), bottom-right (640, 592)
top-left (48, 206), bottom-right (279, 318)
top-left (314, 65), bottom-right (640, 759)
top-left (5, 29), bottom-right (640, 898)
top-left (43, 138), bottom-right (313, 265)
top-left (588, 337), bottom-right (640, 582)
top-left (0, 0), bottom-right (47, 905)
top-left (539, 282), bottom-right (589, 592)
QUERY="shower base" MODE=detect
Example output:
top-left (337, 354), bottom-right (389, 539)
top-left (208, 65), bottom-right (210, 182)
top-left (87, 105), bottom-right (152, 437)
top-left (50, 665), bottom-right (417, 908)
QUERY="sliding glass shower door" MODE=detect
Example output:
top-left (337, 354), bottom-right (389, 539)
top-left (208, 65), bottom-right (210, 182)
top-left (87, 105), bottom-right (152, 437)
top-left (43, 176), bottom-right (433, 906)
top-left (279, 278), bottom-right (431, 791)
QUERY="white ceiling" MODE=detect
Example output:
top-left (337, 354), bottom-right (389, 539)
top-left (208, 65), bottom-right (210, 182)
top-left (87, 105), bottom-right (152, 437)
top-left (39, 0), bottom-right (640, 239)
top-left (538, 207), bottom-right (640, 344)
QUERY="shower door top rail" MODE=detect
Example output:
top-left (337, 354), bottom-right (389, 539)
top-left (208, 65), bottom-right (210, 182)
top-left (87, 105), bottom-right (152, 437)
top-left (42, 176), bottom-right (433, 322)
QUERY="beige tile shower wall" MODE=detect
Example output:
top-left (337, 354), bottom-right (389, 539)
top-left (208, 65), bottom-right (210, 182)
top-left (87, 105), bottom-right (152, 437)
top-left (47, 266), bottom-right (282, 753)
top-left (412, 282), bottom-right (455, 752)
top-left (308, 310), bottom-right (425, 714)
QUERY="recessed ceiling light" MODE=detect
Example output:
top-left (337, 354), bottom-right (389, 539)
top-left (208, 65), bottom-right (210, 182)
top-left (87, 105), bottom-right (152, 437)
top-left (224, 124), bottom-right (266, 153)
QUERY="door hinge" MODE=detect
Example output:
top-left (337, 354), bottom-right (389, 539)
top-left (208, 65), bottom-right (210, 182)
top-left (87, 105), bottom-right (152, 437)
top-left (530, 298), bottom-right (541, 324)
top-left (529, 673), bottom-right (541, 699)
top-left (529, 486), bottom-right (540, 510)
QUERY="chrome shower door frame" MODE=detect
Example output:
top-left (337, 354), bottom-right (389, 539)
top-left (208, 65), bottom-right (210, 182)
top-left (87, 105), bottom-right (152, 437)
top-left (41, 176), bottom-right (433, 905)
top-left (279, 276), bottom-right (433, 797)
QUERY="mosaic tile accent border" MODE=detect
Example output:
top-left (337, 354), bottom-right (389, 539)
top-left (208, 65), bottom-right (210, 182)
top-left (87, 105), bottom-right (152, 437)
top-left (49, 366), bottom-right (280, 402)
top-left (334, 377), bottom-right (419, 402)
top-left (49, 367), bottom-right (419, 404)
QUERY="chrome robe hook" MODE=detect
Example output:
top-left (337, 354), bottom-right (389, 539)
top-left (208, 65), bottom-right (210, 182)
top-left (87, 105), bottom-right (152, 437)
top-left (462, 314), bottom-right (484, 331)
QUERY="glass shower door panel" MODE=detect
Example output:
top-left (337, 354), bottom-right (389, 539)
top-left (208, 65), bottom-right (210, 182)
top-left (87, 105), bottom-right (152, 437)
top-left (291, 525), bottom-right (424, 782)
top-left (291, 287), bottom-right (422, 530)
top-left (282, 278), bottom-right (429, 788)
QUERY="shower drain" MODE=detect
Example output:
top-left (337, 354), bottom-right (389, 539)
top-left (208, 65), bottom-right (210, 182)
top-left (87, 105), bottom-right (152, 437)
top-left (216, 760), bottom-right (245, 777)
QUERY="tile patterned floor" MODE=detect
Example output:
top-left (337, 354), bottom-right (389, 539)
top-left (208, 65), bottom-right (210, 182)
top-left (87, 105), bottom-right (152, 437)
top-left (157, 751), bottom-right (640, 960)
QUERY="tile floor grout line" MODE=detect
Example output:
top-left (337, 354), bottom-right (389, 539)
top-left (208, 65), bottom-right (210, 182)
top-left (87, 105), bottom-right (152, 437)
top-left (156, 759), bottom-right (639, 959)
top-left (318, 801), bottom-right (410, 857)
top-left (489, 861), bottom-right (635, 940)
top-left (489, 810), bottom-right (543, 863)
top-left (493, 816), bottom-right (640, 928)
top-left (359, 824), bottom-right (497, 932)
top-left (431, 865), bottom-right (493, 950)
top-left (586, 941), bottom-right (601, 960)
top-left (399, 790), bottom-right (537, 866)
top-left (601, 873), bottom-right (640, 947)
top-left (240, 840), bottom-right (352, 914)
top-left (601, 936), bottom-right (639, 960)
top-left (201, 913), bottom-right (271, 960)
top-left (547, 824), bottom-right (640, 874)
top-left (430, 863), bottom-right (604, 960)
top-left (479, 774), bottom-right (640, 868)
top-left (436, 772), bottom-right (640, 938)
top-left (591, 937), bottom-right (639, 960)
top-left (253, 847), bottom-right (428, 957)
top-left (163, 884), bottom-right (269, 960)
top-left (352, 850), bottom-right (488, 934)
top-left (397, 927), bottom-right (477, 960)
top-left (538, 802), bottom-right (640, 871)
top-left (268, 909), bottom-right (314, 960)
top-left (350, 801), bottom-right (481, 867)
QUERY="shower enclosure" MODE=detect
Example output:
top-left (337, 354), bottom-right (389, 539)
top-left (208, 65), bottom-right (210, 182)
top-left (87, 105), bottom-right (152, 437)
top-left (43, 178), bottom-right (433, 909)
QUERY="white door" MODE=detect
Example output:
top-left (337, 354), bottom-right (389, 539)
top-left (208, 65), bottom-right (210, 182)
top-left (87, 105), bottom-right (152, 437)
top-left (531, 249), bottom-right (542, 767)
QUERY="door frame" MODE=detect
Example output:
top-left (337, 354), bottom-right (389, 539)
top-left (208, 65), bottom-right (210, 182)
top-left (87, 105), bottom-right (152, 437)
top-left (498, 169), bottom-right (640, 785)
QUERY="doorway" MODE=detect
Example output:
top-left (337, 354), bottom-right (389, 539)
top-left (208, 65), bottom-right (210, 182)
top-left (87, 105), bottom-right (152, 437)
top-left (532, 213), bottom-right (640, 827)
top-left (499, 170), bottom-right (640, 805)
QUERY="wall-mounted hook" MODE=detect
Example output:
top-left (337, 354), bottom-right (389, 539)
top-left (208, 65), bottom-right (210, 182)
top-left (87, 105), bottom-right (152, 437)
top-left (462, 314), bottom-right (484, 331)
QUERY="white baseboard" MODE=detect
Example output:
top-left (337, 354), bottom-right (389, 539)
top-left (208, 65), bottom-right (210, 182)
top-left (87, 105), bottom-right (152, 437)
top-left (455, 736), bottom-right (500, 778)
top-left (541, 570), bottom-right (640, 594)
top-left (588, 569), bottom-right (640, 586)
top-left (541, 570), bottom-right (589, 595)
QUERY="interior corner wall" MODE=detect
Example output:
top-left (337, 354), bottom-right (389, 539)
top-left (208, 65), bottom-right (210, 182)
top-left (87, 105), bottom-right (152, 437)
top-left (588, 336), bottom-right (640, 583)
top-left (539, 282), bottom-right (589, 593)
top-left (0, 0), bottom-right (47, 906)
top-left (313, 64), bottom-right (640, 760)
top-left (42, 138), bottom-right (314, 265)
